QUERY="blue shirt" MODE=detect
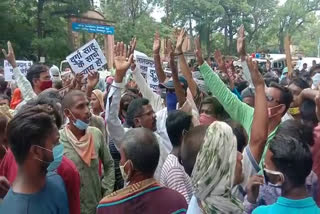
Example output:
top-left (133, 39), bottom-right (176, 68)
top-left (0, 172), bottom-right (69, 214)
top-left (253, 196), bottom-right (320, 214)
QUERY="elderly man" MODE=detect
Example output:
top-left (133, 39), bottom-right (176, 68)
top-left (97, 128), bottom-right (188, 214)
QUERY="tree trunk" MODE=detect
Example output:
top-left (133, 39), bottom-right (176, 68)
top-left (37, 0), bottom-right (45, 59)
top-left (228, 15), bottom-right (233, 55)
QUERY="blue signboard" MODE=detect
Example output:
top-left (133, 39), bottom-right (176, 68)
top-left (72, 22), bottom-right (114, 35)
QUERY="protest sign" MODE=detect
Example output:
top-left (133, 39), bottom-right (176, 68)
top-left (147, 67), bottom-right (159, 91)
top-left (66, 39), bottom-right (107, 75)
top-left (4, 60), bottom-right (33, 81)
top-left (136, 56), bottom-right (159, 91)
top-left (136, 56), bottom-right (155, 75)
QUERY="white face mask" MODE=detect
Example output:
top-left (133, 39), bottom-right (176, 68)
top-left (120, 160), bottom-right (131, 182)
top-left (264, 168), bottom-right (285, 187)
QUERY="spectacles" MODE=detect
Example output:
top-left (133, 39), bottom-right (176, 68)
top-left (266, 94), bottom-right (280, 103)
top-left (135, 110), bottom-right (155, 118)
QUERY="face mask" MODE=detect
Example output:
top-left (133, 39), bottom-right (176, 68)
top-left (263, 168), bottom-right (285, 187)
top-left (288, 107), bottom-right (300, 116)
top-left (35, 144), bottom-right (64, 172)
top-left (39, 80), bottom-right (53, 91)
top-left (166, 91), bottom-right (177, 112)
top-left (199, 113), bottom-right (216, 125)
top-left (268, 104), bottom-right (283, 118)
top-left (120, 160), bottom-right (131, 182)
top-left (68, 110), bottom-right (89, 130)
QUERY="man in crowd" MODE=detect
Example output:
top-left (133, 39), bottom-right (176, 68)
top-left (97, 128), bottom-right (188, 213)
top-left (160, 110), bottom-right (193, 203)
top-left (251, 135), bottom-right (319, 213)
top-left (2, 42), bottom-right (53, 111)
top-left (106, 42), bottom-right (169, 180)
top-left (61, 90), bottom-right (114, 214)
top-left (1, 105), bottom-right (69, 213)
top-left (194, 36), bottom-right (293, 171)
top-left (287, 78), bottom-right (309, 119)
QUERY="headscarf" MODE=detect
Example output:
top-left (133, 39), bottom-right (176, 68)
top-left (191, 121), bottom-right (243, 213)
top-left (92, 89), bottom-right (105, 111)
top-left (10, 88), bottom-right (22, 109)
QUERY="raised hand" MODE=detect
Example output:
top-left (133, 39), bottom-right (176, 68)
top-left (214, 50), bottom-right (227, 72)
top-left (247, 57), bottom-right (264, 87)
top-left (2, 41), bottom-right (17, 68)
top-left (87, 71), bottom-right (100, 89)
top-left (166, 39), bottom-right (174, 57)
top-left (246, 175), bottom-right (264, 203)
top-left (114, 42), bottom-right (133, 82)
top-left (153, 32), bottom-right (161, 54)
top-left (237, 25), bottom-right (246, 58)
top-left (128, 37), bottom-right (137, 57)
top-left (176, 28), bottom-right (186, 53)
top-left (194, 36), bottom-right (204, 65)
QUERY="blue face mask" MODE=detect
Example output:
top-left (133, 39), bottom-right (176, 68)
top-left (73, 119), bottom-right (89, 130)
top-left (68, 110), bottom-right (89, 130)
top-left (166, 91), bottom-right (177, 112)
top-left (47, 144), bottom-right (64, 171)
top-left (35, 144), bottom-right (64, 172)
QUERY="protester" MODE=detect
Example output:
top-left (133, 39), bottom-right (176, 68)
top-left (160, 110), bottom-right (193, 203)
top-left (241, 87), bottom-right (255, 107)
top-left (301, 63), bottom-right (308, 73)
top-left (194, 35), bottom-right (293, 172)
top-left (287, 78), bottom-right (309, 119)
top-left (97, 128), bottom-right (188, 213)
top-left (2, 42), bottom-right (53, 111)
top-left (0, 105), bottom-right (69, 213)
top-left (0, 96), bottom-right (81, 214)
top-left (244, 119), bottom-right (318, 213)
top-left (61, 90), bottom-right (114, 214)
top-left (190, 121), bottom-right (244, 213)
top-left (199, 96), bottom-right (228, 124)
top-left (251, 134), bottom-right (319, 213)
top-left (106, 42), bottom-right (169, 181)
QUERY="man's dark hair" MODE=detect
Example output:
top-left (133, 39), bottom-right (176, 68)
top-left (0, 76), bottom-right (8, 92)
top-left (270, 82), bottom-right (293, 111)
top-left (62, 90), bottom-right (86, 110)
top-left (235, 81), bottom-right (249, 93)
top-left (26, 64), bottom-right (49, 88)
top-left (126, 98), bottom-right (149, 128)
top-left (277, 119), bottom-right (313, 146)
top-left (269, 134), bottom-right (312, 187)
top-left (166, 110), bottom-right (192, 147)
top-left (120, 91), bottom-right (140, 115)
top-left (122, 128), bottom-right (159, 175)
top-left (289, 78), bottom-right (309, 90)
top-left (38, 88), bottom-right (63, 105)
top-left (7, 105), bottom-right (56, 165)
top-left (225, 119), bottom-right (247, 152)
top-left (200, 96), bottom-right (229, 120)
top-left (264, 73), bottom-right (279, 87)
top-left (300, 98), bottom-right (318, 128)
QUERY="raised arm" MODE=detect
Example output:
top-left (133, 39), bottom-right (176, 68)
top-left (106, 42), bottom-right (133, 149)
top-left (153, 32), bottom-right (166, 83)
top-left (2, 41), bottom-right (36, 101)
top-left (194, 38), bottom-right (254, 132)
top-left (176, 29), bottom-right (198, 98)
top-left (86, 71), bottom-right (100, 99)
top-left (167, 40), bottom-right (186, 108)
top-left (247, 57), bottom-right (268, 163)
top-left (237, 25), bottom-right (253, 87)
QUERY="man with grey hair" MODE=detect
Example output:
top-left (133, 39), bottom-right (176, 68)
top-left (97, 128), bottom-right (188, 214)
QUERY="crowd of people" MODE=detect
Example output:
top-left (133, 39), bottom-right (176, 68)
top-left (0, 24), bottom-right (320, 214)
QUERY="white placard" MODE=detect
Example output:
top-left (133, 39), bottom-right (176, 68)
top-left (4, 60), bottom-right (33, 81)
top-left (66, 39), bottom-right (106, 74)
top-left (147, 67), bottom-right (159, 92)
top-left (136, 56), bottom-right (155, 75)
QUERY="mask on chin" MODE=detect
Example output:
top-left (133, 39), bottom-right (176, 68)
top-left (268, 104), bottom-right (284, 118)
top-left (39, 80), bottom-right (53, 91)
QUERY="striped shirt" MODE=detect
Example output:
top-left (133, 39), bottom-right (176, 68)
top-left (160, 154), bottom-right (193, 203)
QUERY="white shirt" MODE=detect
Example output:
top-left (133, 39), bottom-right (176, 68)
top-left (105, 81), bottom-right (168, 181)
